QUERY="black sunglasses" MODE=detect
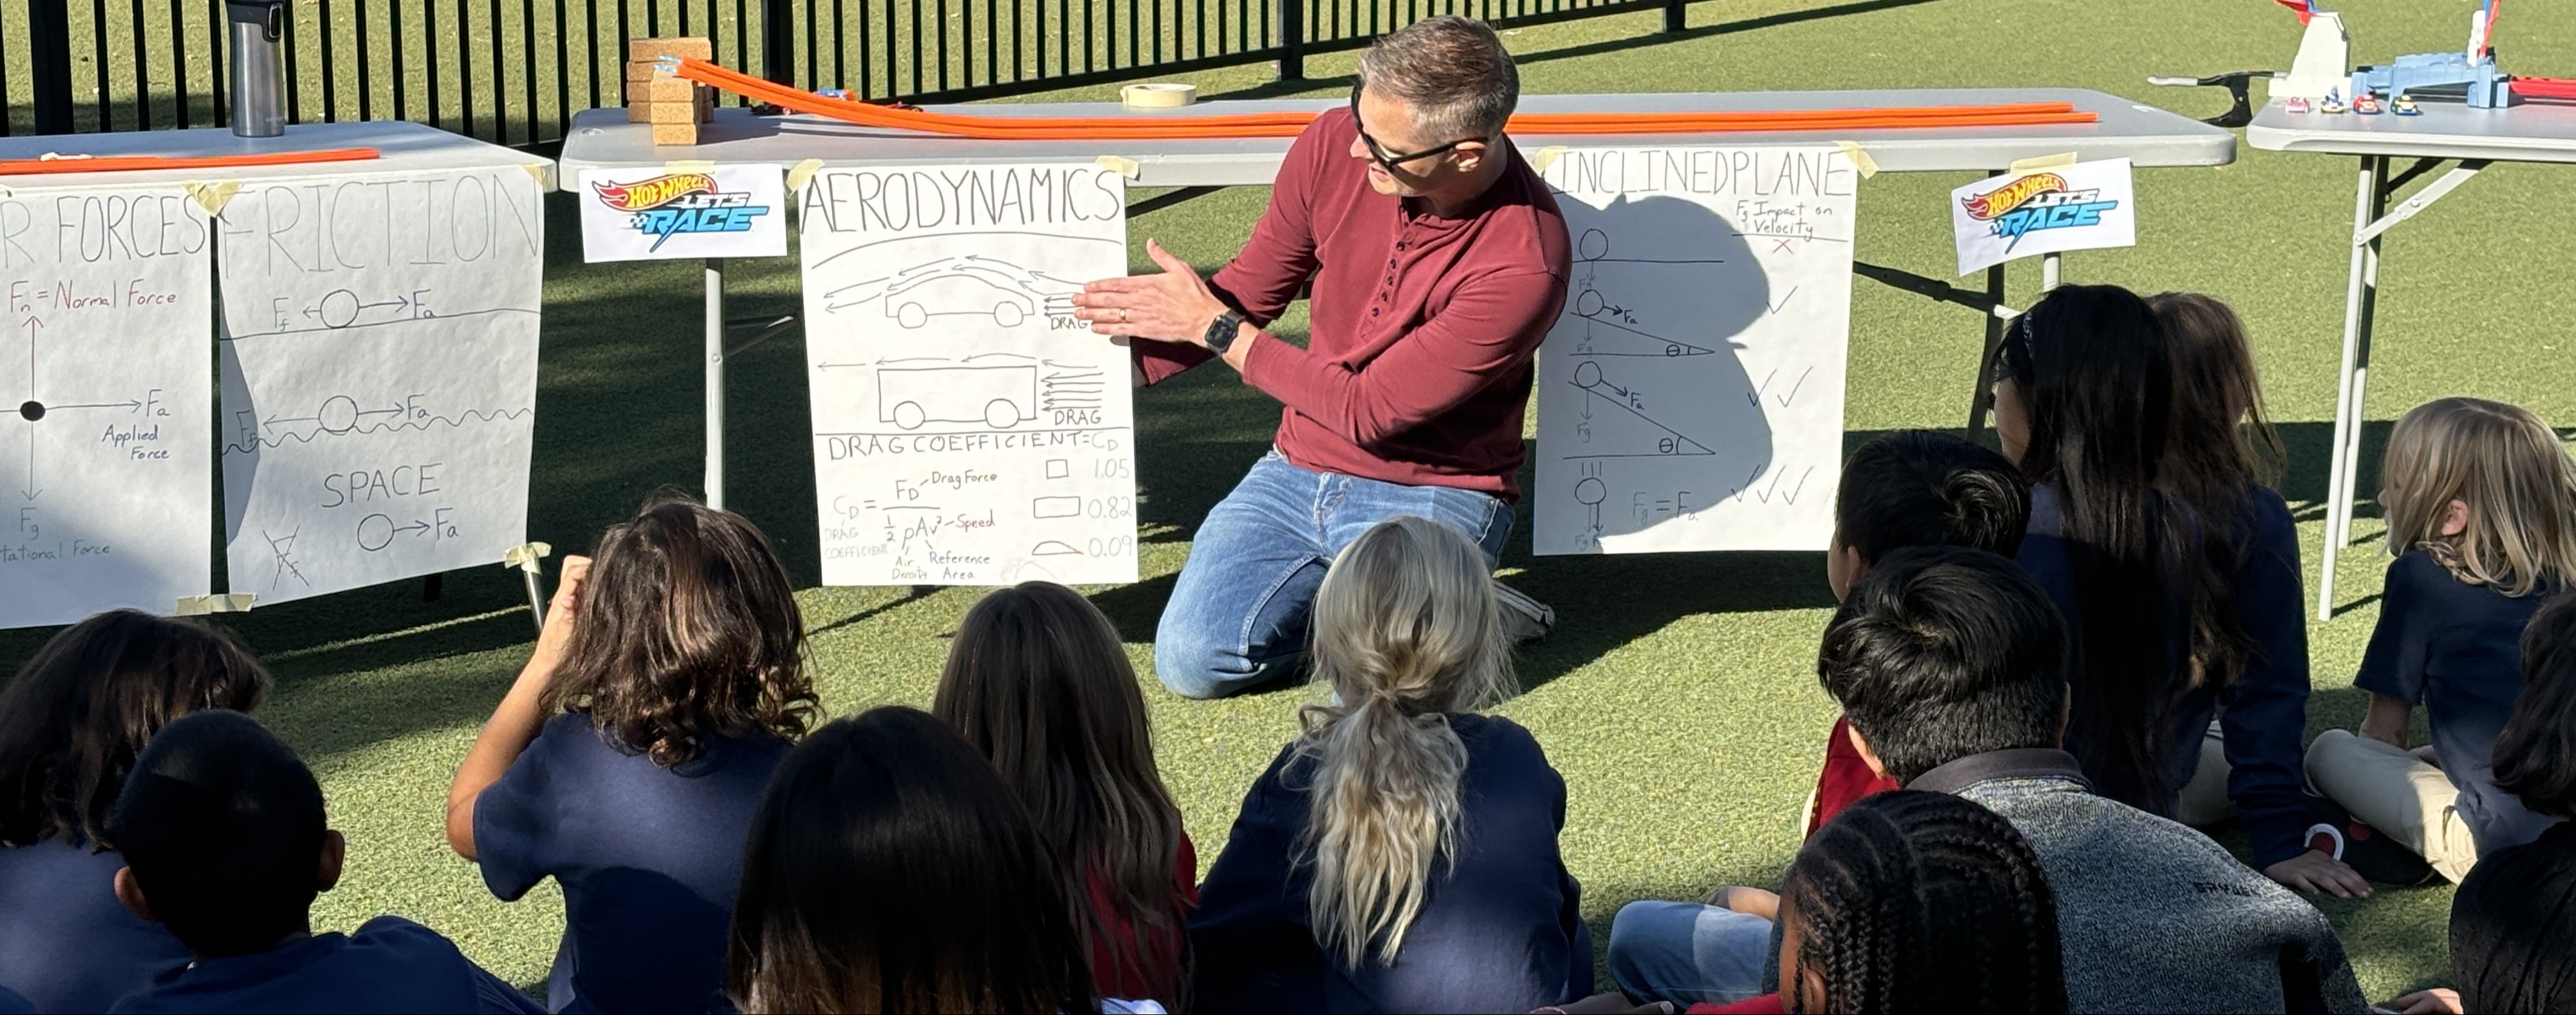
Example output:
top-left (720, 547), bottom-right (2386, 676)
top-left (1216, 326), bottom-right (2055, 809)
top-left (1992, 304), bottom-right (2039, 381)
top-left (1349, 84), bottom-right (1480, 172)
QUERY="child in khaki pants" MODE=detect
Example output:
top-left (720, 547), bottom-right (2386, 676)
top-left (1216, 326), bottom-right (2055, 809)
top-left (2308, 397), bottom-right (2576, 882)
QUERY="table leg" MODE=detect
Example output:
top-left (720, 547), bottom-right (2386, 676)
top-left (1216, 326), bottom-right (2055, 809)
top-left (2319, 156), bottom-right (2386, 619)
top-left (706, 257), bottom-right (726, 511)
top-left (1966, 258), bottom-right (2009, 434)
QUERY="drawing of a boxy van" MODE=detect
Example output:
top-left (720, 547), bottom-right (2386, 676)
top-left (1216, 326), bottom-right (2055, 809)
top-left (878, 365), bottom-right (1039, 431)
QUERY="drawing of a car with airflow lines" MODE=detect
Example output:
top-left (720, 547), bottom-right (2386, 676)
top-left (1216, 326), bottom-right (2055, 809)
top-left (877, 364), bottom-right (1039, 431)
top-left (825, 255), bottom-right (1081, 329)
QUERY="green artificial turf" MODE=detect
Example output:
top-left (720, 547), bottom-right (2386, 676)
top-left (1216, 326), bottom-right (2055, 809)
top-left (8, 0), bottom-right (2575, 1003)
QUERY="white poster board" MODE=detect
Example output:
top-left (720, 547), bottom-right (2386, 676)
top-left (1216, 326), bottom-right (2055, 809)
top-left (578, 164), bottom-right (787, 262)
top-left (1952, 158), bottom-right (2135, 275)
top-left (797, 162), bottom-right (1137, 586)
top-left (0, 186), bottom-right (213, 627)
top-left (1534, 146), bottom-right (1859, 556)
top-left (215, 168), bottom-right (544, 604)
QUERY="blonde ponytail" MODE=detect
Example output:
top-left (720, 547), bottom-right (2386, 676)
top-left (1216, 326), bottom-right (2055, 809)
top-left (1297, 516), bottom-right (1512, 968)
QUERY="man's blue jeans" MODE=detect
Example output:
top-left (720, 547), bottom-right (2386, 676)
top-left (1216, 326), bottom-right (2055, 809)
top-left (1154, 450), bottom-right (1512, 699)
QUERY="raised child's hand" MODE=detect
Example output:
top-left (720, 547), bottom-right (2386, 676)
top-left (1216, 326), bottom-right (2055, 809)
top-left (530, 555), bottom-right (592, 668)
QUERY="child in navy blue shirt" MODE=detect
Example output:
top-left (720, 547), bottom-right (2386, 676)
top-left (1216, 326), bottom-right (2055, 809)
top-left (0, 611), bottom-right (270, 1012)
top-left (102, 710), bottom-right (537, 1014)
top-left (728, 706), bottom-right (1164, 1013)
top-left (932, 583), bottom-right (1197, 1009)
top-left (2308, 397), bottom-right (2576, 883)
top-left (1191, 517), bottom-right (1590, 1013)
top-left (1994, 286), bottom-right (2361, 897)
top-left (445, 499), bottom-right (818, 1013)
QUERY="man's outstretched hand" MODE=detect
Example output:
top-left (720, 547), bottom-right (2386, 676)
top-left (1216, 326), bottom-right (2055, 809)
top-left (1073, 239), bottom-right (1230, 347)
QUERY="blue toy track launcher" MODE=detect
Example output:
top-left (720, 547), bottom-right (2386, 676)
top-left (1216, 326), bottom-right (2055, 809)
top-left (2348, 0), bottom-right (2518, 108)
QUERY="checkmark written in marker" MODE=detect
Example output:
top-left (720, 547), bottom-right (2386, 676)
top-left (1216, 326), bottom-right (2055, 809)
top-left (1747, 366), bottom-right (1816, 408)
top-left (1771, 366), bottom-right (1813, 408)
top-left (1767, 286), bottom-right (1798, 315)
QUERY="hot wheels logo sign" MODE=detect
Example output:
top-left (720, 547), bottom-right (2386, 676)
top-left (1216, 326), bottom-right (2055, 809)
top-left (588, 173), bottom-right (771, 252)
top-left (1959, 171), bottom-right (2119, 250)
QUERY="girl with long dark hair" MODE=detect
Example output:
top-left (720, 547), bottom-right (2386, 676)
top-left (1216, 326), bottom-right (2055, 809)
top-left (728, 706), bottom-right (1155, 1014)
top-left (0, 611), bottom-right (271, 1012)
top-left (934, 582), bottom-right (1195, 1008)
top-left (1994, 284), bottom-right (2361, 896)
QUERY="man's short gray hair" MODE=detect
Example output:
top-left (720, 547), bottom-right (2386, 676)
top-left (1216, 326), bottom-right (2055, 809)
top-left (1356, 16), bottom-right (1519, 142)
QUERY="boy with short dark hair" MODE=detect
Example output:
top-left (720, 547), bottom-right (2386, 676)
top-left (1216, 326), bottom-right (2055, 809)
top-left (1606, 431), bottom-right (2028, 1008)
top-left (103, 710), bottom-right (538, 1014)
top-left (1823, 547), bottom-right (2368, 1013)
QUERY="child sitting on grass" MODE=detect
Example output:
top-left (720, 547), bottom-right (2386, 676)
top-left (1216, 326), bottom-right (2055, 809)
top-left (2145, 291), bottom-right (2293, 828)
top-left (105, 710), bottom-right (537, 1014)
top-left (2308, 397), bottom-right (2576, 882)
top-left (1993, 284), bottom-right (2356, 897)
top-left (1190, 516), bottom-right (1590, 1013)
top-left (446, 498), bottom-right (818, 1013)
top-left (726, 706), bottom-right (1162, 1014)
top-left (0, 611), bottom-right (270, 1012)
top-left (1606, 431), bottom-right (2027, 1009)
top-left (1758, 791), bottom-right (2066, 1015)
top-left (933, 583), bottom-right (1195, 1009)
top-left (2388, 591), bottom-right (2576, 1014)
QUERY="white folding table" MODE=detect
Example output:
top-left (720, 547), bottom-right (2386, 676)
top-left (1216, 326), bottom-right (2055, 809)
top-left (2248, 99), bottom-right (2576, 618)
top-left (557, 87), bottom-right (2236, 508)
top-left (0, 120), bottom-right (557, 188)
top-left (0, 121), bottom-right (559, 624)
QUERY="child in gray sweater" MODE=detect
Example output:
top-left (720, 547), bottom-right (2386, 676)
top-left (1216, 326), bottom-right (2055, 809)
top-left (1818, 547), bottom-right (2368, 1014)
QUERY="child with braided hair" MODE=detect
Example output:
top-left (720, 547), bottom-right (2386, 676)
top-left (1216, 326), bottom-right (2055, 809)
top-left (1772, 790), bottom-right (2066, 1014)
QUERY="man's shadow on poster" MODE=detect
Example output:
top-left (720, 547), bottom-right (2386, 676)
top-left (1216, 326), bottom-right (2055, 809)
top-left (1507, 192), bottom-right (1809, 690)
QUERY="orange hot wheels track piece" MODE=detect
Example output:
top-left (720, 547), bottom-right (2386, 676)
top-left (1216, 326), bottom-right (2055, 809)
top-left (0, 147), bottom-right (381, 176)
top-left (666, 57), bottom-right (2099, 140)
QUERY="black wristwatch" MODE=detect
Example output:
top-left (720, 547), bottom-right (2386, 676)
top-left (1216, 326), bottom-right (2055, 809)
top-left (1206, 309), bottom-right (1248, 355)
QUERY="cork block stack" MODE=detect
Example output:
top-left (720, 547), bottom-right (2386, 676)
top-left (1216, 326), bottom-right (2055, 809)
top-left (626, 37), bottom-right (715, 146)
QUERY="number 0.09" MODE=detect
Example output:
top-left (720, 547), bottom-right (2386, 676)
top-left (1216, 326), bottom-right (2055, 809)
top-left (1088, 535), bottom-right (1133, 557)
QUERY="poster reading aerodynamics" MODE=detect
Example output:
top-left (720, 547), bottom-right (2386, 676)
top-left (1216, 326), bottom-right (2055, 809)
top-left (797, 162), bottom-right (1137, 586)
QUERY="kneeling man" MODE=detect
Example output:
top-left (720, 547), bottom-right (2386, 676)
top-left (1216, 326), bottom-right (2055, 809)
top-left (1075, 16), bottom-right (1568, 698)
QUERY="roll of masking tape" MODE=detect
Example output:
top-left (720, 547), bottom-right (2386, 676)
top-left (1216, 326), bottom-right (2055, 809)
top-left (1121, 82), bottom-right (1197, 109)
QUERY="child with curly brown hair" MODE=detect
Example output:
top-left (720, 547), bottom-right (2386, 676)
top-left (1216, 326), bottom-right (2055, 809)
top-left (445, 498), bottom-right (818, 1014)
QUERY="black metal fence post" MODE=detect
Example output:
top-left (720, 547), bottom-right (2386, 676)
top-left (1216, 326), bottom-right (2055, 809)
top-left (1278, 0), bottom-right (1304, 80)
top-left (29, 0), bottom-right (77, 134)
top-left (762, 0), bottom-right (796, 83)
top-left (11, 0), bottom-right (1703, 144)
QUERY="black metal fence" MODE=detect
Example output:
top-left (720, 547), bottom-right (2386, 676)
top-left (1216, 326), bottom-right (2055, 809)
top-left (2, 0), bottom-right (1696, 146)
